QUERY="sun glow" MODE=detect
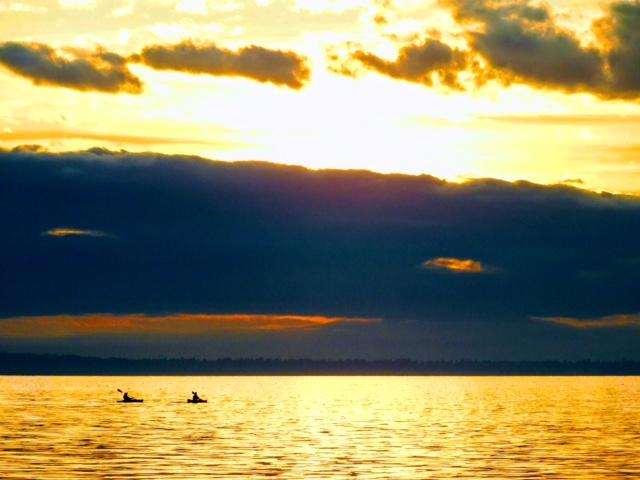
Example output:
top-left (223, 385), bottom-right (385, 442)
top-left (0, 0), bottom-right (639, 193)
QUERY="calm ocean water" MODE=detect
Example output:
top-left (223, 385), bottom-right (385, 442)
top-left (1, 376), bottom-right (639, 479)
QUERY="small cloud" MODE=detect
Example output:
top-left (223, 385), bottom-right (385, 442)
top-left (131, 40), bottom-right (311, 89)
top-left (329, 38), bottom-right (468, 89)
top-left (374, 14), bottom-right (388, 25)
top-left (422, 257), bottom-right (487, 273)
top-left (42, 227), bottom-right (110, 238)
top-left (0, 41), bottom-right (142, 94)
top-left (0, 313), bottom-right (383, 337)
top-left (533, 313), bottom-right (640, 329)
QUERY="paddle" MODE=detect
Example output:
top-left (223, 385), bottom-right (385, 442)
top-left (117, 388), bottom-right (136, 401)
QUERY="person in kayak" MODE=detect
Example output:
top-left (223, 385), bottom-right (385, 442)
top-left (117, 388), bottom-right (141, 402)
top-left (191, 391), bottom-right (202, 402)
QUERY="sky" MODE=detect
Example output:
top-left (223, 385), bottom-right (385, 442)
top-left (1, 0), bottom-right (640, 192)
top-left (1, 0), bottom-right (640, 360)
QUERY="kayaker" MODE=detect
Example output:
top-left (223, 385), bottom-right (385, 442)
top-left (192, 391), bottom-right (201, 402)
top-left (117, 388), bottom-right (141, 402)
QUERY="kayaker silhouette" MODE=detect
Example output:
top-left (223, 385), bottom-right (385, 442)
top-left (192, 391), bottom-right (201, 402)
top-left (117, 388), bottom-right (142, 402)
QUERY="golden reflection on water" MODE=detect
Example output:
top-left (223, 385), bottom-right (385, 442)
top-left (1, 376), bottom-right (639, 479)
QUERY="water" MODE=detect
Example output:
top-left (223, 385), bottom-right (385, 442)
top-left (1, 376), bottom-right (639, 479)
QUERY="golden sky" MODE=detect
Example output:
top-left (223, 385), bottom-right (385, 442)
top-left (1, 0), bottom-right (639, 194)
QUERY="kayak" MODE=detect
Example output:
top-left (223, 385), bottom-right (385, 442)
top-left (118, 399), bottom-right (144, 403)
top-left (187, 399), bottom-right (207, 403)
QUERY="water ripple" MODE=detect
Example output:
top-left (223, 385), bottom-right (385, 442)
top-left (0, 376), bottom-right (639, 478)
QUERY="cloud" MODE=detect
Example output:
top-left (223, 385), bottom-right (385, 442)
top-left (131, 40), bottom-right (311, 89)
top-left (534, 313), bottom-right (640, 329)
top-left (332, 39), bottom-right (468, 89)
top-left (0, 313), bottom-right (382, 337)
top-left (1, 147), bottom-right (640, 360)
top-left (444, 0), bottom-right (604, 92)
top-left (0, 42), bottom-right (142, 93)
top-left (42, 228), bottom-right (109, 238)
top-left (333, 0), bottom-right (640, 99)
top-left (440, 0), bottom-right (640, 98)
top-left (593, 1), bottom-right (640, 98)
top-left (422, 257), bottom-right (488, 273)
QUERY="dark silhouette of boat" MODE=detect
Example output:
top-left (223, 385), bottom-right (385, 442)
top-left (188, 391), bottom-right (206, 403)
top-left (117, 388), bottom-right (143, 402)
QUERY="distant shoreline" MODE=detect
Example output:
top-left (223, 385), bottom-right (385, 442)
top-left (2, 352), bottom-right (640, 376)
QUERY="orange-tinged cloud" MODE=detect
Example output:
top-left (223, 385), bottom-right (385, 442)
top-left (0, 313), bottom-right (383, 337)
top-left (42, 228), bottom-right (108, 237)
top-left (533, 314), bottom-right (640, 329)
top-left (422, 257), bottom-right (486, 273)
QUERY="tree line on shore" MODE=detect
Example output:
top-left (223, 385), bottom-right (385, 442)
top-left (2, 352), bottom-right (640, 375)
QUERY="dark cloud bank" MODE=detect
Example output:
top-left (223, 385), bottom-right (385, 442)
top-left (2, 148), bottom-right (640, 359)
